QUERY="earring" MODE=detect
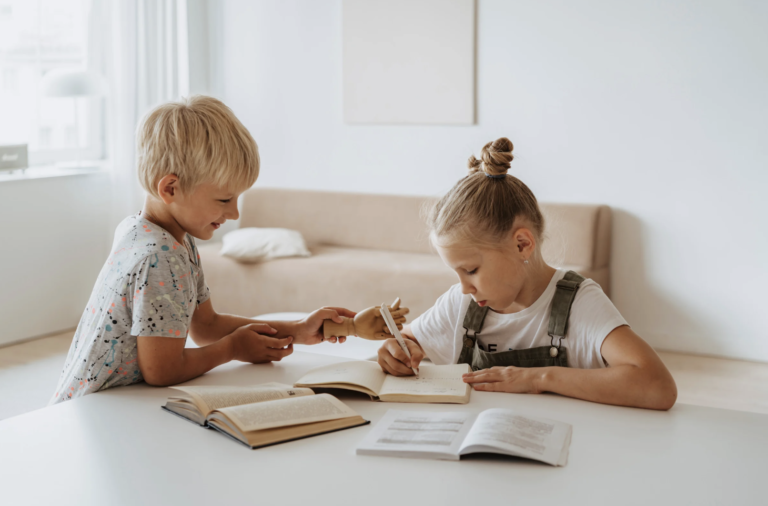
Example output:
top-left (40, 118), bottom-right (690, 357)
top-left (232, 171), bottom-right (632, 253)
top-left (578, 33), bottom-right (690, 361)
top-left (524, 259), bottom-right (529, 265)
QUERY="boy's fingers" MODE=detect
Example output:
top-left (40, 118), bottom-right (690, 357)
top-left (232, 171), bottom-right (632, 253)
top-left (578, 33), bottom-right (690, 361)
top-left (391, 298), bottom-right (401, 310)
top-left (263, 335), bottom-right (293, 349)
top-left (270, 344), bottom-right (294, 360)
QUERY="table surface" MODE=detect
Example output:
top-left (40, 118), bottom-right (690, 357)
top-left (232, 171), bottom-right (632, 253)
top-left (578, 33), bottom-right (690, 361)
top-left (1, 351), bottom-right (767, 506)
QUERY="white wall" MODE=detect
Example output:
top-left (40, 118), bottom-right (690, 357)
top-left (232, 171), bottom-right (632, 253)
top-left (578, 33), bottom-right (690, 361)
top-left (0, 173), bottom-right (111, 346)
top-left (211, 0), bottom-right (768, 362)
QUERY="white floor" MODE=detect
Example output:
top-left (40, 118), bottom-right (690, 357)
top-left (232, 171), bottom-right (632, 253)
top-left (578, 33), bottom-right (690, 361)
top-left (2, 329), bottom-right (768, 421)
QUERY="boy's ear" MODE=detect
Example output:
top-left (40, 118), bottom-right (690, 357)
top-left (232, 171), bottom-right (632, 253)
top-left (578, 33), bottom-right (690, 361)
top-left (156, 174), bottom-right (180, 204)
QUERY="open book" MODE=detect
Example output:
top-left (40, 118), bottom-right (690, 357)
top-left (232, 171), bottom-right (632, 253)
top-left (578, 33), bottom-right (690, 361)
top-left (356, 409), bottom-right (572, 466)
top-left (162, 382), bottom-right (369, 449)
top-left (294, 361), bottom-right (471, 404)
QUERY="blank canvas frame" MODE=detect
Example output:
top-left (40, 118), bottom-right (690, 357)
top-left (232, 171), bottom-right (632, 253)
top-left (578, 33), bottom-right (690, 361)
top-left (342, 0), bottom-right (476, 125)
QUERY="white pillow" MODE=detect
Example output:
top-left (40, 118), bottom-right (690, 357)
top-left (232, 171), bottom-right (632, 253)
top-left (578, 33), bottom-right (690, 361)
top-left (220, 228), bottom-right (311, 263)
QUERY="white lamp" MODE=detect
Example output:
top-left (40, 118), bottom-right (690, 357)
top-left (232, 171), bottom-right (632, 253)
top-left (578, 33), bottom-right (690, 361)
top-left (40, 69), bottom-right (106, 97)
top-left (39, 68), bottom-right (106, 166)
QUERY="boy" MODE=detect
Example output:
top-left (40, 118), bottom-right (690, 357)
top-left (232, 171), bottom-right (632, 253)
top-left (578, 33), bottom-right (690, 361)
top-left (50, 96), bottom-right (353, 404)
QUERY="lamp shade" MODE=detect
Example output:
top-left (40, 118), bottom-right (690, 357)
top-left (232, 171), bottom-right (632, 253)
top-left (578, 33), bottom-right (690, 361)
top-left (40, 69), bottom-right (107, 97)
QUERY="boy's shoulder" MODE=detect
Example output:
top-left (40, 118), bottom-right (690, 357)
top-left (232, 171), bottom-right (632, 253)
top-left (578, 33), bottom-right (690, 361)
top-left (110, 214), bottom-right (193, 271)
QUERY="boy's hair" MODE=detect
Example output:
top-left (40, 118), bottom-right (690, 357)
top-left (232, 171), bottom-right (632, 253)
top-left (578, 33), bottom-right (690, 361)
top-left (426, 137), bottom-right (545, 248)
top-left (136, 95), bottom-right (259, 198)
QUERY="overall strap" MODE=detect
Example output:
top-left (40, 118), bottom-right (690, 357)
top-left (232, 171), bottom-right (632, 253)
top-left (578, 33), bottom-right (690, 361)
top-left (463, 299), bottom-right (490, 337)
top-left (547, 271), bottom-right (586, 353)
top-left (457, 299), bottom-right (489, 366)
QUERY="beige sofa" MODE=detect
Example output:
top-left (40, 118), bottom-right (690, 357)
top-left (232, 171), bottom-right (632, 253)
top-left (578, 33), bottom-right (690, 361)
top-left (197, 188), bottom-right (612, 319)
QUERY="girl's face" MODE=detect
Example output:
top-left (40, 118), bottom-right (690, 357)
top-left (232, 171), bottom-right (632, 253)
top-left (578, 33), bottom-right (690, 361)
top-left (434, 230), bottom-right (532, 314)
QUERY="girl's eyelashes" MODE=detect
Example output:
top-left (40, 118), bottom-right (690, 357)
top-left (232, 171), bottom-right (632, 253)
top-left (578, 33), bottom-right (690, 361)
top-left (219, 199), bottom-right (231, 203)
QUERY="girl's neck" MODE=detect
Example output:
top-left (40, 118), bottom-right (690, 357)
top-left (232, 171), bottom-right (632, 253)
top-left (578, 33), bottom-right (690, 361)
top-left (498, 256), bottom-right (557, 314)
top-left (140, 198), bottom-right (187, 245)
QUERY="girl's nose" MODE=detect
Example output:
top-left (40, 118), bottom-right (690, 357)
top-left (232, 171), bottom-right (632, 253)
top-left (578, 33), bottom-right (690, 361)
top-left (460, 280), bottom-right (475, 295)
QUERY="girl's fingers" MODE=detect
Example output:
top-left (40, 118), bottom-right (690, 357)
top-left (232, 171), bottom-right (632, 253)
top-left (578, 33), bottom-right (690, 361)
top-left (391, 298), bottom-right (401, 310)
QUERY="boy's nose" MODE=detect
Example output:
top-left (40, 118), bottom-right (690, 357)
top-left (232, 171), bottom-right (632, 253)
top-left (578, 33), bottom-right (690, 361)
top-left (227, 203), bottom-right (240, 221)
top-left (460, 280), bottom-right (475, 295)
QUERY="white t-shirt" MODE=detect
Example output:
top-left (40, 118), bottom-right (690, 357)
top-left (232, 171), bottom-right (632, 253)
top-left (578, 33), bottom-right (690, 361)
top-left (411, 269), bottom-right (627, 369)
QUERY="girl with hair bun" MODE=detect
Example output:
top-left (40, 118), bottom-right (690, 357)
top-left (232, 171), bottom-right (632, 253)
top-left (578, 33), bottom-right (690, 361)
top-left (376, 138), bottom-right (677, 410)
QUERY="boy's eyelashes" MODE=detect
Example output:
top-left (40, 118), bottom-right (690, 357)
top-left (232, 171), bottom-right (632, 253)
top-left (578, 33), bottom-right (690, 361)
top-left (218, 199), bottom-right (232, 203)
top-left (466, 268), bottom-right (478, 275)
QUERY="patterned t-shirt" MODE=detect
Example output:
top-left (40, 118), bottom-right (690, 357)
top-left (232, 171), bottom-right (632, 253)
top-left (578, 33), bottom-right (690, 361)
top-left (50, 213), bottom-right (210, 404)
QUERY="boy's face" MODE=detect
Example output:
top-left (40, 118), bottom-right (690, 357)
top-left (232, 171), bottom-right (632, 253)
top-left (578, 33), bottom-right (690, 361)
top-left (169, 182), bottom-right (242, 241)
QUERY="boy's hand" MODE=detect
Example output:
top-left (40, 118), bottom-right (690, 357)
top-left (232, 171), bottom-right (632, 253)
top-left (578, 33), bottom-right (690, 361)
top-left (377, 338), bottom-right (424, 376)
top-left (296, 307), bottom-right (357, 345)
top-left (228, 323), bottom-right (294, 363)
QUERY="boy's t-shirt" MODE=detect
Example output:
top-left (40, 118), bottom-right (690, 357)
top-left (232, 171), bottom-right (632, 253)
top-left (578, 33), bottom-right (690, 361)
top-left (50, 213), bottom-right (210, 404)
top-left (411, 269), bottom-right (627, 369)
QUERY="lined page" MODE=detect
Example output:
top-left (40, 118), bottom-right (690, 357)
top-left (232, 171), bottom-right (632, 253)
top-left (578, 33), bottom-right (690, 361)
top-left (356, 410), bottom-right (475, 459)
top-left (171, 382), bottom-right (313, 414)
top-left (460, 408), bottom-right (572, 466)
top-left (378, 364), bottom-right (470, 397)
top-left (219, 394), bottom-right (359, 432)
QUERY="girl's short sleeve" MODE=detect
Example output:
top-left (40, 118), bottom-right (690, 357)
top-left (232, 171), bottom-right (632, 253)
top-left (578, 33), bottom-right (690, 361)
top-left (410, 284), bottom-right (466, 365)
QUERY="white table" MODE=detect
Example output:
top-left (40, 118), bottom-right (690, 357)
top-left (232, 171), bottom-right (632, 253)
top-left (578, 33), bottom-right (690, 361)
top-left (1, 351), bottom-right (766, 506)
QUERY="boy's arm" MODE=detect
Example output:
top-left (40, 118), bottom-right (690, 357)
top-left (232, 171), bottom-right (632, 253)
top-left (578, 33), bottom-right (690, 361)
top-left (462, 326), bottom-right (678, 411)
top-left (137, 323), bottom-right (293, 387)
top-left (189, 299), bottom-right (356, 346)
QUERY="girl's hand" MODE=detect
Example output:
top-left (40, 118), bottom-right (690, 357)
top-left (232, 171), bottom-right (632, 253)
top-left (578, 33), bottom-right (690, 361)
top-left (377, 338), bottom-right (424, 376)
top-left (296, 307), bottom-right (357, 345)
top-left (462, 366), bottom-right (544, 394)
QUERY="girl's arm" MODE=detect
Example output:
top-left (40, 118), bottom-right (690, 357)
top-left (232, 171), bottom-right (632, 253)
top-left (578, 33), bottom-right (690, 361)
top-left (188, 299), bottom-right (356, 346)
top-left (462, 326), bottom-right (678, 411)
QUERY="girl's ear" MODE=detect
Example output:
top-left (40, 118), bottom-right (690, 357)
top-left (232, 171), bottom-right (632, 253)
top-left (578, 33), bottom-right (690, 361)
top-left (156, 174), bottom-right (180, 204)
top-left (512, 227), bottom-right (537, 260)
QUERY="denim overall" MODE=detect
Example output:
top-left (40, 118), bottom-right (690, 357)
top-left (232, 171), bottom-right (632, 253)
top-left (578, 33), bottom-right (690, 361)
top-left (457, 271), bottom-right (585, 371)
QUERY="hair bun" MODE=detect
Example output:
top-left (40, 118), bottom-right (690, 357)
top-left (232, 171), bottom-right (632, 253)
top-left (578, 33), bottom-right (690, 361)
top-left (468, 137), bottom-right (513, 176)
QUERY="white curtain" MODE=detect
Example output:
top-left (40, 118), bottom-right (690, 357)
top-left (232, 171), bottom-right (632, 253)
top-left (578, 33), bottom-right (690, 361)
top-left (87, 0), bottom-right (190, 236)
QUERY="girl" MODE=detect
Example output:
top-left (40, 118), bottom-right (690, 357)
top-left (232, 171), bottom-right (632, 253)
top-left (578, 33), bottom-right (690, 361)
top-left (377, 138), bottom-right (677, 410)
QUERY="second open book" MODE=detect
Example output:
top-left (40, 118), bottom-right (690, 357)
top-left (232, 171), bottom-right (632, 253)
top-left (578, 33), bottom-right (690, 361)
top-left (294, 361), bottom-right (472, 404)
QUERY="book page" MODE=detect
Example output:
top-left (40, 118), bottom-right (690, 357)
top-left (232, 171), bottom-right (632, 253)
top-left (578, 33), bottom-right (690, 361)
top-left (378, 364), bottom-right (470, 398)
top-left (459, 408), bottom-right (572, 466)
top-left (218, 393), bottom-right (360, 432)
top-left (294, 360), bottom-right (386, 395)
top-left (356, 410), bottom-right (475, 459)
top-left (171, 382), bottom-right (313, 415)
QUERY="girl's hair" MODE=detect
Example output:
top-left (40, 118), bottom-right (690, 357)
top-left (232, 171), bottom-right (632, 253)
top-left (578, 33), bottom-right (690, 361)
top-left (136, 95), bottom-right (259, 198)
top-left (427, 137), bottom-right (544, 248)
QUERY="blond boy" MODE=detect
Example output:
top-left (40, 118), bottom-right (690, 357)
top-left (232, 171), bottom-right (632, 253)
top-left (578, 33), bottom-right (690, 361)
top-left (50, 96), bottom-right (353, 403)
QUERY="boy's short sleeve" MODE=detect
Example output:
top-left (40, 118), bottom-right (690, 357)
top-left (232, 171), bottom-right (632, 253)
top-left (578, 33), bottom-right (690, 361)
top-left (129, 254), bottom-right (198, 338)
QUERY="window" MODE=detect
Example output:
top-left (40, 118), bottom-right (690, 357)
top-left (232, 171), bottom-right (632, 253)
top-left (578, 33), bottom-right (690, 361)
top-left (0, 0), bottom-right (103, 167)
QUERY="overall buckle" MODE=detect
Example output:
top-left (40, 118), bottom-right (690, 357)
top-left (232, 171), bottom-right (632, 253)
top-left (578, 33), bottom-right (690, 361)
top-left (548, 333), bottom-right (563, 358)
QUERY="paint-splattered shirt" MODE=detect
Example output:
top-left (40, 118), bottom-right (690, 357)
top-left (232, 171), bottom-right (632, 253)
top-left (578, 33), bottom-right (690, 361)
top-left (50, 213), bottom-right (210, 404)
